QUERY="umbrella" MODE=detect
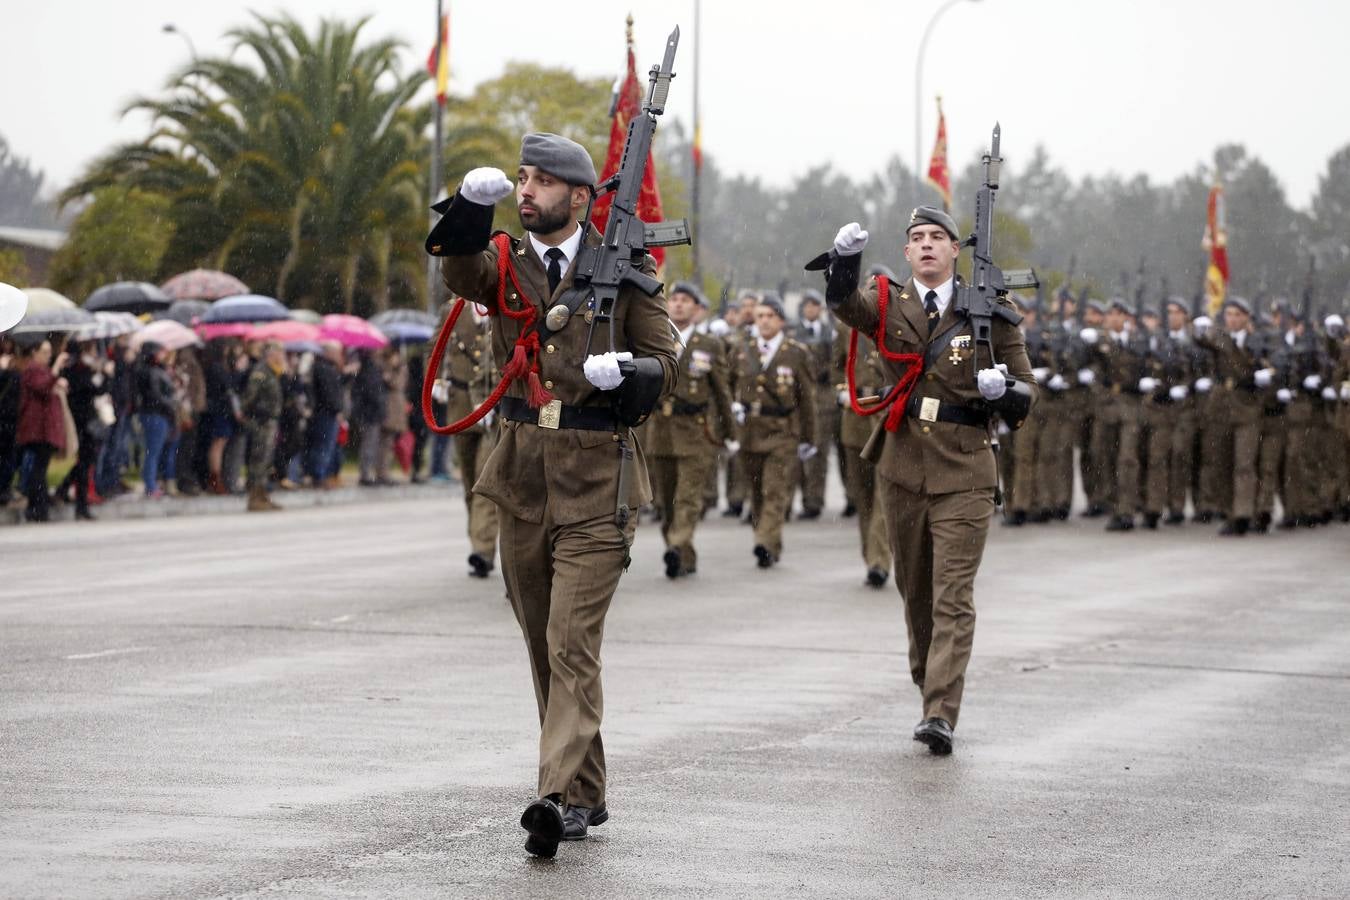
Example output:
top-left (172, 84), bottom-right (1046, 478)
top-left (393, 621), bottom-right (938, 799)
top-left (1, 283), bottom-right (28, 332)
top-left (370, 307), bottom-right (437, 329)
top-left (156, 298), bottom-right (211, 326)
top-left (19, 287), bottom-right (76, 314)
top-left (9, 306), bottom-right (96, 335)
top-left (289, 309), bottom-right (322, 325)
top-left (131, 319), bottom-right (202, 352)
top-left (196, 322), bottom-right (255, 341)
top-left (250, 320), bottom-right (319, 343)
top-left (319, 313), bottom-right (389, 349)
top-left (84, 281), bottom-right (172, 314)
top-left (160, 269), bottom-right (249, 301)
top-left (378, 320), bottom-right (434, 345)
top-left (77, 311), bottom-right (143, 341)
top-left (284, 340), bottom-right (323, 355)
top-left (200, 293), bottom-right (289, 324)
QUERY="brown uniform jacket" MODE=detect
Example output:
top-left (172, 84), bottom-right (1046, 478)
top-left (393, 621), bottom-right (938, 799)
top-left (646, 328), bottom-right (736, 457)
top-left (732, 334), bottom-right (818, 454)
top-left (436, 197), bottom-right (677, 525)
top-left (1195, 328), bottom-right (1267, 425)
top-left (441, 304), bottom-right (495, 431)
top-left (831, 275), bottom-right (1036, 495)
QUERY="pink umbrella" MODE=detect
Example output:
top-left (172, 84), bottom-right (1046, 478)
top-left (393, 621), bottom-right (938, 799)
top-left (196, 322), bottom-right (254, 341)
top-left (250, 320), bottom-right (319, 342)
top-left (319, 314), bottom-right (389, 349)
top-left (161, 269), bottom-right (250, 301)
top-left (131, 319), bottom-right (203, 352)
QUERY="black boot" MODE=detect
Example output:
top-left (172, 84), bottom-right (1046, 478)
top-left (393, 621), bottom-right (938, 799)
top-left (1105, 515), bottom-right (1134, 532)
top-left (1218, 517), bottom-right (1249, 536)
top-left (1142, 512), bottom-right (1160, 530)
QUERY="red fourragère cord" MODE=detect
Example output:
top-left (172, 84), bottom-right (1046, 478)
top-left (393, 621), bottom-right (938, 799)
top-left (845, 275), bottom-right (924, 431)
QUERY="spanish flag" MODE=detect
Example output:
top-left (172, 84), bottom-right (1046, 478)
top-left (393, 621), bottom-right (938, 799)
top-left (1202, 183), bottom-right (1229, 315)
top-left (426, 14), bottom-right (450, 106)
top-left (926, 96), bottom-right (952, 212)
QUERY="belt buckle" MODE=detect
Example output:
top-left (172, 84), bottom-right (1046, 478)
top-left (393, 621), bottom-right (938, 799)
top-left (537, 398), bottom-right (562, 430)
top-left (919, 397), bottom-right (940, 423)
top-left (1224, 378), bottom-right (1236, 390)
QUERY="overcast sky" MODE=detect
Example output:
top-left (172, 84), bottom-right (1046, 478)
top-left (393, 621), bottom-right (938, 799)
top-left (2, 0), bottom-right (1346, 210)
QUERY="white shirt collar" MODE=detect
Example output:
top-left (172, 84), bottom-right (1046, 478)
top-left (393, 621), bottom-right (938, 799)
top-left (528, 223), bottom-right (584, 273)
top-left (913, 275), bottom-right (955, 316)
top-left (677, 323), bottom-right (696, 348)
top-left (758, 330), bottom-right (784, 361)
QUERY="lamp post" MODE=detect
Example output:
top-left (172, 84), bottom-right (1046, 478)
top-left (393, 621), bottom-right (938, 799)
top-left (161, 23), bottom-right (198, 61)
top-left (914, 0), bottom-right (979, 202)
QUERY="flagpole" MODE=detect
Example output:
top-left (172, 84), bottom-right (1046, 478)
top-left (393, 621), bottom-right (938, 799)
top-left (691, 0), bottom-right (702, 289)
top-left (426, 0), bottom-right (445, 314)
top-left (914, 0), bottom-right (979, 202)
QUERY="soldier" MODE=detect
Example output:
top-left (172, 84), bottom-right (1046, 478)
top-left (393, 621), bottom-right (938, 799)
top-left (1082, 298), bottom-right (1149, 531)
top-left (433, 299), bottom-right (500, 577)
top-left (819, 208), bottom-right (1035, 756)
top-left (831, 305), bottom-right (890, 587)
top-left (731, 294), bottom-right (818, 567)
top-left (791, 290), bottom-right (837, 519)
top-left (1035, 293), bottom-right (1076, 521)
top-left (720, 294), bottom-right (756, 519)
top-left (242, 341), bottom-right (285, 512)
top-left (1155, 297), bottom-right (1201, 525)
top-left (1076, 299), bottom-right (1109, 517)
top-left (1007, 294), bottom-right (1053, 525)
top-left (427, 133), bottom-right (677, 856)
top-left (646, 282), bottom-right (737, 578)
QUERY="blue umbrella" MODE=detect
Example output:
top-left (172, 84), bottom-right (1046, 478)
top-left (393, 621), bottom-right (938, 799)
top-left (378, 321), bottom-right (434, 344)
top-left (201, 293), bottom-right (289, 324)
top-left (371, 308), bottom-right (437, 329)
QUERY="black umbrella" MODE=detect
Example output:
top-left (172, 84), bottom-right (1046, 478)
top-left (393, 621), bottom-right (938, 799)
top-left (85, 281), bottom-right (172, 314)
top-left (200, 293), bottom-right (289, 324)
top-left (154, 298), bottom-right (211, 326)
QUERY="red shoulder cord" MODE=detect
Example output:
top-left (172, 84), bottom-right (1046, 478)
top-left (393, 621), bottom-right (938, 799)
top-left (420, 233), bottom-right (556, 435)
top-left (844, 276), bottom-right (924, 432)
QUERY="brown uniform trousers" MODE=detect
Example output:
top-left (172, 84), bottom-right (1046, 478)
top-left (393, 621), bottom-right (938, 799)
top-left (721, 329), bottom-right (753, 510)
top-left (436, 196), bottom-right (677, 807)
top-left (441, 309), bottom-right (500, 561)
top-left (646, 330), bottom-right (737, 571)
top-left (832, 328), bottom-right (889, 574)
top-left (792, 319), bottom-right (838, 515)
top-left (1196, 330), bottom-right (1267, 521)
top-left (1092, 391), bottom-right (1142, 517)
top-left (1256, 408), bottom-right (1286, 519)
top-left (1037, 388), bottom-right (1076, 513)
top-left (734, 337), bottom-right (818, 558)
top-left (832, 275), bottom-right (1035, 728)
top-left (1283, 398), bottom-right (1319, 519)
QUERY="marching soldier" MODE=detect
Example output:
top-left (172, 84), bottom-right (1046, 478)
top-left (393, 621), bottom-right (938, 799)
top-left (1076, 299), bottom-right (1109, 517)
top-left (1082, 298), bottom-right (1149, 531)
top-left (427, 133), bottom-right (677, 856)
top-left (1156, 297), bottom-right (1201, 525)
top-left (646, 283), bottom-right (737, 577)
top-left (732, 294), bottom-right (818, 568)
top-left (831, 309), bottom-right (890, 587)
top-left (434, 299), bottom-right (500, 577)
top-left (791, 290), bottom-right (838, 519)
top-left (819, 208), bottom-right (1035, 756)
top-left (720, 292), bottom-right (757, 519)
top-left (1008, 294), bottom-right (1053, 525)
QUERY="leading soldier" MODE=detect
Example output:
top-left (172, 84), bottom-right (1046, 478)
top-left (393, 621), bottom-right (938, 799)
top-left (427, 133), bottom-right (677, 856)
top-left (819, 208), bottom-right (1035, 756)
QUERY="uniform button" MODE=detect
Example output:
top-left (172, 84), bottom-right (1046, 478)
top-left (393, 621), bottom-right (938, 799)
top-left (922, 425), bottom-right (931, 434)
top-left (926, 373), bottom-right (936, 381)
top-left (756, 386), bottom-right (765, 393)
top-left (544, 380), bottom-right (553, 390)
top-left (510, 293), bottom-right (518, 300)
top-left (546, 344), bottom-right (556, 354)
top-left (473, 365), bottom-right (481, 373)
top-left (983, 438), bottom-right (989, 445)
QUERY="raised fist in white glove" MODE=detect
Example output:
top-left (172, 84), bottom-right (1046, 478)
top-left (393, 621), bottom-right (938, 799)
top-left (1254, 368), bottom-right (1274, 388)
top-left (1276, 388), bottom-right (1294, 404)
top-left (1048, 373), bottom-right (1068, 392)
top-left (1138, 377), bottom-right (1159, 394)
top-left (430, 380), bottom-right (450, 404)
top-left (583, 351), bottom-right (632, 390)
top-left (1077, 368), bottom-right (1096, 386)
top-left (1192, 316), bottom-right (1212, 336)
top-left (732, 401), bottom-right (746, 425)
top-left (977, 367), bottom-right (1008, 400)
top-left (1326, 314), bottom-right (1345, 336)
top-left (460, 167), bottom-right (514, 206)
top-left (1303, 374), bottom-right (1322, 391)
top-left (1032, 367), bottom-right (1050, 383)
top-left (796, 442), bottom-right (818, 461)
top-left (1323, 386), bottom-right (1338, 401)
top-left (837, 389), bottom-right (850, 406)
top-left (1079, 327), bottom-right (1099, 345)
top-left (1194, 377), bottom-right (1214, 394)
top-left (724, 439), bottom-right (741, 456)
top-left (833, 222), bottom-right (869, 256)
top-left (1169, 385), bottom-right (1188, 402)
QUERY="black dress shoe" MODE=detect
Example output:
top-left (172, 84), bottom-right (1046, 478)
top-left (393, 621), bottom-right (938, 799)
top-left (842, 502), bottom-right (857, 518)
top-left (753, 544), bottom-right (776, 569)
top-left (913, 717), bottom-right (954, 755)
top-left (1192, 510), bottom-right (1214, 524)
top-left (521, 796), bottom-right (565, 858)
top-left (721, 503), bottom-right (743, 518)
top-left (1029, 509), bottom-right (1052, 524)
top-left (1004, 509), bottom-right (1026, 526)
top-left (1054, 506), bottom-right (1070, 521)
top-left (1218, 517), bottom-right (1249, 536)
top-left (468, 552), bottom-right (493, 578)
top-left (1142, 512), bottom-right (1160, 530)
top-left (562, 803), bottom-right (609, 841)
top-left (1081, 504), bottom-right (1107, 519)
top-left (797, 507), bottom-right (822, 521)
top-left (1165, 512), bottom-right (1186, 526)
top-left (663, 548), bottom-right (683, 579)
top-left (865, 567), bottom-right (888, 588)
top-left (1278, 516), bottom-right (1298, 530)
top-left (1105, 515), bottom-right (1134, 532)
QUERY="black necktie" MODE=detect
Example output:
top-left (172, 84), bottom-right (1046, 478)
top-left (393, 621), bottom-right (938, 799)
top-left (545, 247), bottom-right (565, 295)
top-left (924, 290), bottom-right (940, 335)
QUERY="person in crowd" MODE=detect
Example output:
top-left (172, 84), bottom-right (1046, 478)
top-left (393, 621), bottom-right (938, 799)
top-left (0, 336), bottom-right (21, 504)
top-left (54, 339), bottom-right (109, 520)
top-left (306, 341), bottom-right (346, 489)
top-left (135, 342), bottom-right (177, 499)
top-left (17, 339), bottom-right (70, 522)
top-left (202, 342), bottom-right (239, 495)
top-left (351, 348), bottom-right (388, 486)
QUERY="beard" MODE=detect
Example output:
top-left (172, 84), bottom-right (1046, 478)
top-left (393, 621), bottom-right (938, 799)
top-left (518, 194), bottom-right (573, 235)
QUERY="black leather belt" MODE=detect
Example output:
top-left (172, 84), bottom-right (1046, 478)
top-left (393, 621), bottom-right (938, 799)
top-left (499, 396), bottom-right (618, 432)
top-left (447, 377), bottom-right (470, 390)
top-left (903, 393), bottom-right (990, 428)
top-left (669, 399), bottom-right (708, 416)
top-left (750, 403), bottom-right (793, 418)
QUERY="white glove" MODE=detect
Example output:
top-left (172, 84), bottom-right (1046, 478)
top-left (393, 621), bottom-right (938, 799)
top-left (708, 318), bottom-right (730, 336)
top-left (837, 389), bottom-right (850, 406)
top-left (1254, 368), bottom-right (1274, 388)
top-left (1276, 388), bottom-right (1294, 404)
top-left (1303, 374), bottom-right (1322, 391)
top-left (1048, 373), bottom-right (1067, 392)
top-left (482, 408), bottom-right (495, 428)
top-left (1032, 367), bottom-right (1050, 383)
top-left (833, 222), bottom-right (869, 256)
top-left (460, 167), bottom-right (514, 205)
top-left (1138, 377), bottom-right (1159, 394)
top-left (1323, 386), bottom-right (1338, 401)
top-left (431, 380), bottom-right (449, 404)
top-left (1169, 385), bottom-right (1188, 402)
top-left (724, 439), bottom-right (741, 456)
top-left (796, 442), bottom-right (818, 461)
top-left (582, 351), bottom-right (632, 390)
top-left (1192, 315), bottom-right (1212, 335)
top-left (732, 401), bottom-right (746, 425)
top-left (1195, 377), bottom-right (1214, 394)
top-left (1325, 314), bottom-right (1345, 336)
top-left (977, 367), bottom-right (1008, 400)
top-left (1077, 368), bottom-right (1096, 386)
top-left (1079, 327), bottom-right (1099, 345)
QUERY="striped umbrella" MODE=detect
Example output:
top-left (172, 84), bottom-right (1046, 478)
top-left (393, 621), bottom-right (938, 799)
top-left (77, 311), bottom-right (143, 341)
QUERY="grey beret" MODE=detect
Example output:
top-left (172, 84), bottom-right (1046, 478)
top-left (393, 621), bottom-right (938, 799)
top-left (1108, 297), bottom-right (1135, 316)
top-left (672, 281), bottom-right (708, 308)
top-left (906, 205), bottom-right (960, 240)
top-left (757, 294), bottom-right (786, 320)
top-left (520, 132), bottom-right (597, 187)
top-left (1223, 295), bottom-right (1253, 315)
top-left (1085, 298), bottom-right (1107, 315)
top-left (800, 289), bottom-right (824, 307)
top-left (1164, 295), bottom-right (1191, 314)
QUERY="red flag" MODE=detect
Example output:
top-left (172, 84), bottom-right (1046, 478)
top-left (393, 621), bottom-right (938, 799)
top-left (426, 14), bottom-right (449, 106)
top-left (926, 96), bottom-right (952, 212)
top-left (1202, 183), bottom-right (1229, 315)
top-left (592, 28), bottom-right (665, 267)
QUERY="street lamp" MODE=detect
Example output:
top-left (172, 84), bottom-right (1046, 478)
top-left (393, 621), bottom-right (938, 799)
top-left (161, 23), bottom-right (198, 61)
top-left (914, 0), bottom-right (981, 203)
